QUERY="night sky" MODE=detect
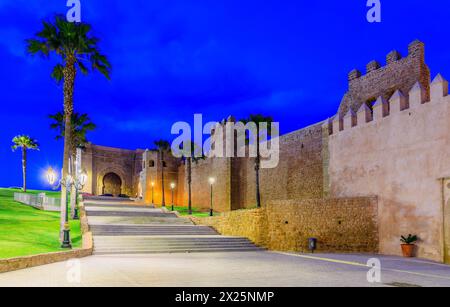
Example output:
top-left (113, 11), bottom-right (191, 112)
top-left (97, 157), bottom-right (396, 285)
top-left (0, 1), bottom-right (449, 189)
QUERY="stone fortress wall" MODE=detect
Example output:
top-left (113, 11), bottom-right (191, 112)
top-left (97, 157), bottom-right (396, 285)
top-left (182, 40), bottom-right (449, 262)
top-left (81, 40), bottom-right (450, 262)
top-left (325, 40), bottom-right (449, 261)
top-left (338, 40), bottom-right (430, 118)
top-left (140, 149), bottom-right (181, 206)
top-left (328, 71), bottom-right (450, 261)
top-left (169, 117), bottom-right (326, 213)
top-left (80, 144), bottom-right (143, 197)
top-left (194, 197), bottom-right (379, 254)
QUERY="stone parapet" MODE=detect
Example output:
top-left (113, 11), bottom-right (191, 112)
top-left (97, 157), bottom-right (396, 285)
top-left (193, 197), bottom-right (379, 253)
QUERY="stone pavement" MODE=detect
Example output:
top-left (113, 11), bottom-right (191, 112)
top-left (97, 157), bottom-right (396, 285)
top-left (1, 251), bottom-right (450, 287)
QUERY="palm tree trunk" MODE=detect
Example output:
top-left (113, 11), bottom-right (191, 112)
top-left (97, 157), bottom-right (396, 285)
top-left (161, 150), bottom-right (166, 206)
top-left (255, 156), bottom-right (261, 208)
top-left (70, 152), bottom-right (76, 219)
top-left (187, 158), bottom-right (192, 215)
top-left (255, 137), bottom-right (261, 208)
top-left (22, 147), bottom-right (27, 193)
top-left (60, 58), bottom-right (76, 241)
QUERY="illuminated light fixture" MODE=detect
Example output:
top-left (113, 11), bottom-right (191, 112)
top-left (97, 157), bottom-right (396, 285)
top-left (170, 183), bottom-right (176, 211)
top-left (46, 167), bottom-right (57, 186)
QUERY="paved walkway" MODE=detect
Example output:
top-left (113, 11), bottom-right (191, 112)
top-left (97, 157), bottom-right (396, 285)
top-left (1, 252), bottom-right (450, 287)
top-left (2, 198), bottom-right (449, 287)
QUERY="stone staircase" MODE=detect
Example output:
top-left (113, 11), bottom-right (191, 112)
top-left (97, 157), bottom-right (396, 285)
top-left (84, 197), bottom-right (263, 255)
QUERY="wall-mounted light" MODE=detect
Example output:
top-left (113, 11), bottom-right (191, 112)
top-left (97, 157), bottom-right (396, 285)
top-left (308, 238), bottom-right (317, 253)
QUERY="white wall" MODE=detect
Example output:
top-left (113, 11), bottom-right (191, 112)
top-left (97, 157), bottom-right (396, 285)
top-left (328, 76), bottom-right (450, 262)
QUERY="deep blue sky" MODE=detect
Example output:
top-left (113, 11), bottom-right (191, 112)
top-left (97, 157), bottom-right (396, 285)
top-left (1, 1), bottom-right (450, 189)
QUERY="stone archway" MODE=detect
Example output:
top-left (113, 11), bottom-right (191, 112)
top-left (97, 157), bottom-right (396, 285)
top-left (102, 172), bottom-right (122, 196)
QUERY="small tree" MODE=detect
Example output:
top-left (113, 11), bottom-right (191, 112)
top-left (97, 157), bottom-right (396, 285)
top-left (241, 114), bottom-right (274, 208)
top-left (11, 135), bottom-right (39, 192)
top-left (154, 140), bottom-right (171, 207)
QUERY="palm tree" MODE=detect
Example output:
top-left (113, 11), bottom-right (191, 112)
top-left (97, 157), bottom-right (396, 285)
top-left (49, 111), bottom-right (96, 152)
top-left (27, 15), bottom-right (111, 236)
top-left (241, 114), bottom-right (274, 208)
top-left (154, 140), bottom-right (171, 207)
top-left (11, 136), bottom-right (39, 193)
top-left (179, 141), bottom-right (205, 215)
top-left (49, 111), bottom-right (96, 217)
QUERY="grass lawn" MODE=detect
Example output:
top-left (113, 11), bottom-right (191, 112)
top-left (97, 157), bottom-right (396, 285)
top-left (169, 205), bottom-right (218, 218)
top-left (0, 188), bottom-right (81, 259)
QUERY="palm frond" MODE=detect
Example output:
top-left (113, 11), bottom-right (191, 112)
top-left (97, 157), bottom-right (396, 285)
top-left (27, 14), bottom-right (111, 80)
top-left (51, 64), bottom-right (64, 83)
top-left (11, 135), bottom-right (39, 151)
top-left (49, 111), bottom-right (96, 146)
top-left (77, 60), bottom-right (89, 75)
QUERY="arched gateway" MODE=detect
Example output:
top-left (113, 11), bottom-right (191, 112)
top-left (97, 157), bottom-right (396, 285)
top-left (102, 172), bottom-right (122, 196)
top-left (78, 144), bottom-right (144, 197)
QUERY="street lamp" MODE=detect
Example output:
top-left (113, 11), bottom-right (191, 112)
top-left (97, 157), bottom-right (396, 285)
top-left (151, 181), bottom-right (155, 206)
top-left (46, 167), bottom-right (57, 186)
top-left (208, 177), bottom-right (215, 217)
top-left (46, 166), bottom-right (72, 249)
top-left (72, 170), bottom-right (87, 220)
top-left (60, 173), bottom-right (73, 249)
top-left (170, 182), bottom-right (176, 211)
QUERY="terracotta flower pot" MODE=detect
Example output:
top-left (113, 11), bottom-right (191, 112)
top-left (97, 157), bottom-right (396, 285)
top-left (401, 244), bottom-right (415, 257)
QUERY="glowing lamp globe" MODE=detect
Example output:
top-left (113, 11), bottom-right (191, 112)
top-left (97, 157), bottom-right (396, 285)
top-left (46, 167), bottom-right (57, 186)
top-left (79, 171), bottom-right (88, 186)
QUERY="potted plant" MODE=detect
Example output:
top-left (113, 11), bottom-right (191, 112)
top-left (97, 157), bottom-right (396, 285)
top-left (400, 234), bottom-right (418, 257)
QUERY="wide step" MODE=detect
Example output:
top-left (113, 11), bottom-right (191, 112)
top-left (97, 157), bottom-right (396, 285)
top-left (90, 225), bottom-right (218, 236)
top-left (85, 199), bottom-right (264, 255)
top-left (87, 211), bottom-right (178, 218)
top-left (94, 246), bottom-right (265, 255)
top-left (92, 236), bottom-right (263, 254)
top-left (85, 204), bottom-right (156, 209)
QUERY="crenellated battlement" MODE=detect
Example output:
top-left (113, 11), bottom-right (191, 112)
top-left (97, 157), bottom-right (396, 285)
top-left (330, 74), bottom-right (449, 135)
top-left (339, 40), bottom-right (431, 119)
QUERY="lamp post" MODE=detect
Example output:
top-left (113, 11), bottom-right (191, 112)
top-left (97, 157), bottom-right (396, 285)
top-left (151, 181), bottom-right (155, 206)
top-left (170, 182), bottom-right (176, 211)
top-left (73, 170), bottom-right (87, 220)
top-left (208, 177), bottom-right (215, 217)
top-left (46, 165), bottom-right (72, 249)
